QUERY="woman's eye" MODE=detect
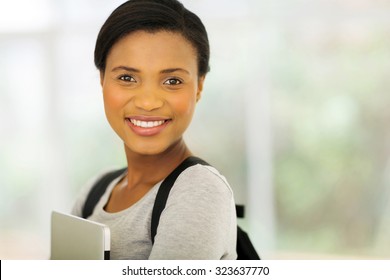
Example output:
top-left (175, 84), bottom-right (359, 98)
top-left (164, 78), bottom-right (182, 85)
top-left (119, 75), bottom-right (136, 82)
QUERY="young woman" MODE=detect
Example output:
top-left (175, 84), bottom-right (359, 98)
top-left (71, 0), bottom-right (237, 260)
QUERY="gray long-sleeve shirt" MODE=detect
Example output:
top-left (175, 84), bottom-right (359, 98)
top-left (71, 164), bottom-right (237, 260)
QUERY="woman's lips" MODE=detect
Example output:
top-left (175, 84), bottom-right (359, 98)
top-left (125, 116), bottom-right (171, 137)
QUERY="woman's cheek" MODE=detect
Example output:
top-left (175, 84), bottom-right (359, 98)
top-left (103, 88), bottom-right (127, 111)
top-left (171, 92), bottom-right (197, 116)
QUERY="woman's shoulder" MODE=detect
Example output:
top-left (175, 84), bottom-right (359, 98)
top-left (70, 167), bottom-right (126, 216)
top-left (173, 162), bottom-right (234, 197)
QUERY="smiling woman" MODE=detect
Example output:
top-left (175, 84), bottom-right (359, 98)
top-left (70, 0), bottom-right (237, 260)
top-left (101, 31), bottom-right (203, 156)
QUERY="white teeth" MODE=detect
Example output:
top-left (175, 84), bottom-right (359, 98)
top-left (130, 119), bottom-right (165, 128)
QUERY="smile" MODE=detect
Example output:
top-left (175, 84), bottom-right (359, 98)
top-left (129, 119), bottom-right (167, 128)
top-left (125, 117), bottom-right (171, 137)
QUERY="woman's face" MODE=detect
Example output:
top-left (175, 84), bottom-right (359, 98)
top-left (101, 30), bottom-right (204, 156)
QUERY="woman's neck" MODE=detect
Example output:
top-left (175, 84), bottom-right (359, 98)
top-left (123, 138), bottom-right (192, 189)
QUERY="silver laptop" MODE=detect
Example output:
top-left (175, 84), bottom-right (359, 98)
top-left (50, 211), bottom-right (110, 260)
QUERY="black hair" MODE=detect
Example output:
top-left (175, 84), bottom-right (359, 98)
top-left (94, 0), bottom-right (210, 76)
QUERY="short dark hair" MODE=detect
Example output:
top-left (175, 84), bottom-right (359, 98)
top-left (94, 0), bottom-right (210, 76)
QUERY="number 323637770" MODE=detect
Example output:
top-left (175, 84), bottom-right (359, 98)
top-left (215, 266), bottom-right (270, 276)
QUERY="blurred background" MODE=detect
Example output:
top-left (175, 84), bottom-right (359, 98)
top-left (1, 0), bottom-right (390, 259)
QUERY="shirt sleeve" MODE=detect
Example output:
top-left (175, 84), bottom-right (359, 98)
top-left (148, 165), bottom-right (237, 260)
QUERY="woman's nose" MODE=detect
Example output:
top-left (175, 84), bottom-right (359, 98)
top-left (133, 88), bottom-right (164, 112)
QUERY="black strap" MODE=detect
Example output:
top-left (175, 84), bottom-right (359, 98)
top-left (236, 226), bottom-right (261, 260)
top-left (235, 205), bottom-right (245, 218)
top-left (150, 156), bottom-right (209, 243)
top-left (82, 168), bottom-right (127, 219)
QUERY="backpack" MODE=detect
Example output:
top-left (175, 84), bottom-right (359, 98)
top-left (82, 156), bottom-right (260, 260)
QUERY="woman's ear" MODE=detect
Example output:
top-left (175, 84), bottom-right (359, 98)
top-left (196, 76), bottom-right (206, 102)
top-left (99, 71), bottom-right (105, 87)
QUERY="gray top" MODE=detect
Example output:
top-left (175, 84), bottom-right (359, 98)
top-left (71, 164), bottom-right (237, 260)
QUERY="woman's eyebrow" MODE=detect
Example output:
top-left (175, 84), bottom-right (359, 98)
top-left (110, 66), bottom-right (190, 75)
top-left (160, 68), bottom-right (190, 75)
top-left (111, 66), bottom-right (140, 72)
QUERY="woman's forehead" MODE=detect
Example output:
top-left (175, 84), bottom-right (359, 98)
top-left (106, 30), bottom-right (198, 72)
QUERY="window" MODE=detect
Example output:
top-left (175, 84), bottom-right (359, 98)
top-left (1, 0), bottom-right (389, 259)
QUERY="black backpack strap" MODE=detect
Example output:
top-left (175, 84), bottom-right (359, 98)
top-left (150, 156), bottom-right (209, 244)
top-left (236, 226), bottom-right (261, 260)
top-left (235, 205), bottom-right (245, 218)
top-left (82, 167), bottom-right (127, 219)
top-left (235, 205), bottom-right (261, 259)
